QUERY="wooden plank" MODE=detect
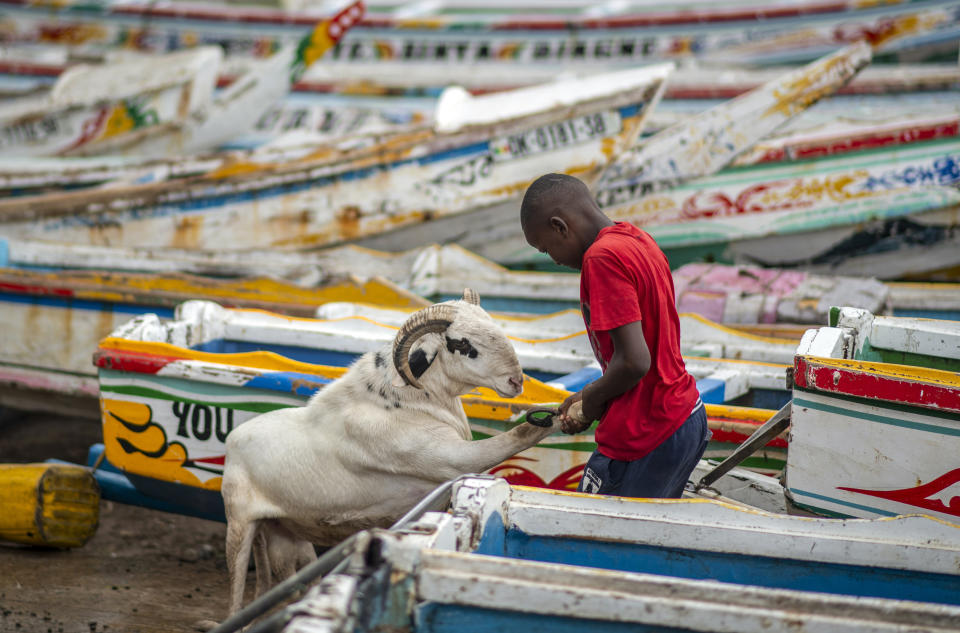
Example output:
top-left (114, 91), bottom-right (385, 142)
top-left (696, 403), bottom-right (791, 490)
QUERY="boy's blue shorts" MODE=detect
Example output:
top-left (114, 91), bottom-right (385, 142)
top-left (577, 402), bottom-right (710, 499)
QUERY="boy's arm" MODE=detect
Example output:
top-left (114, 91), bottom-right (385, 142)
top-left (560, 320), bottom-right (650, 428)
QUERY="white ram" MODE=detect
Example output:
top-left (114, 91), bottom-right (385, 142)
top-left (220, 289), bottom-right (554, 614)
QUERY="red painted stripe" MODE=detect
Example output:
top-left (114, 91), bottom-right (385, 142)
top-left (93, 347), bottom-right (182, 374)
top-left (665, 79), bottom-right (960, 100)
top-left (0, 60), bottom-right (62, 77)
top-left (751, 120), bottom-right (960, 164)
top-left (794, 357), bottom-right (960, 413)
top-left (709, 426), bottom-right (788, 449)
top-left (786, 121), bottom-right (960, 161)
top-left (192, 455), bottom-right (225, 465)
top-left (0, 281), bottom-right (75, 298)
top-left (492, 2), bottom-right (852, 30)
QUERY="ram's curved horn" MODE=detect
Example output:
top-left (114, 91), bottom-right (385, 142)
top-left (392, 304), bottom-right (457, 389)
top-left (461, 287), bottom-right (481, 305)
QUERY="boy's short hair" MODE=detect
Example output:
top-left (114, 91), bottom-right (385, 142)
top-left (521, 173), bottom-right (590, 228)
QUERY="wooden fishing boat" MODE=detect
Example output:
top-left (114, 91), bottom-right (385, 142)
top-left (101, 297), bottom-right (794, 401)
top-left (592, 42), bottom-right (873, 193)
top-left (5, 48), bottom-right (957, 121)
top-left (0, 46), bottom-right (222, 157)
top-left (0, 1), bottom-right (364, 157)
top-left (347, 44), bottom-right (881, 256)
top-left (786, 307), bottom-right (960, 521)
top-left (6, 50), bottom-right (960, 97)
top-left (272, 476), bottom-right (960, 633)
top-left (0, 235), bottom-right (803, 422)
top-left (0, 63), bottom-right (670, 249)
top-left (91, 306), bottom-right (789, 519)
top-left (478, 136), bottom-right (960, 279)
top-left (0, 266), bottom-right (424, 418)
top-left (0, 44), bottom-right (898, 211)
top-left (2, 0), bottom-right (956, 74)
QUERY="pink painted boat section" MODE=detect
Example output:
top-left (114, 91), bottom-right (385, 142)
top-left (674, 264), bottom-right (810, 323)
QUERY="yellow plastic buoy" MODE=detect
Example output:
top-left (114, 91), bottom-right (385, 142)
top-left (0, 463), bottom-right (100, 548)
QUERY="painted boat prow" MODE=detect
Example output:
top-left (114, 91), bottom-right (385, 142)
top-left (434, 62), bottom-right (673, 134)
top-left (596, 40), bottom-right (872, 195)
top-left (787, 307), bottom-right (960, 520)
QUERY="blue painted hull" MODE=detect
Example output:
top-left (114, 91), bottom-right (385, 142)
top-left (475, 520), bottom-right (959, 606)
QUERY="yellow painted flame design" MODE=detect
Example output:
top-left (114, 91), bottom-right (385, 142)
top-left (101, 398), bottom-right (222, 491)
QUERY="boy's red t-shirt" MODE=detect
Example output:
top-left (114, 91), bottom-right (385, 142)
top-left (580, 222), bottom-right (699, 461)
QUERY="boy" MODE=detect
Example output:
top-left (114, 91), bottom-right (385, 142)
top-left (520, 173), bottom-right (708, 498)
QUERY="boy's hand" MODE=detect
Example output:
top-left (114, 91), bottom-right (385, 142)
top-left (558, 391), bottom-right (592, 435)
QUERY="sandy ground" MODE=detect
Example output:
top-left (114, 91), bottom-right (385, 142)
top-left (0, 411), bottom-right (242, 633)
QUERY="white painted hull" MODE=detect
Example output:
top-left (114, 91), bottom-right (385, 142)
top-left (787, 389), bottom-right (960, 520)
top-left (0, 67), bottom-right (668, 249)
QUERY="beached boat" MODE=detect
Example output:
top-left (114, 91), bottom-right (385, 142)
top-left (885, 281), bottom-right (960, 318)
top-left (0, 46), bottom-right (222, 157)
top-left (5, 235), bottom-right (956, 327)
top-left (348, 45), bottom-right (882, 256)
top-left (103, 297), bottom-right (794, 400)
top-left (0, 1), bottom-right (364, 157)
top-left (4, 48), bottom-right (957, 130)
top-left (0, 44), bottom-right (890, 212)
top-left (3, 0), bottom-right (956, 73)
top-left (786, 307), bottom-right (960, 521)
top-left (0, 63), bottom-right (670, 249)
top-left (0, 266), bottom-right (423, 418)
top-left (592, 42), bottom-right (872, 194)
top-left (7, 49), bottom-right (960, 98)
top-left (91, 304), bottom-right (789, 519)
top-left (479, 136), bottom-right (960, 279)
top-left (265, 476), bottom-right (960, 633)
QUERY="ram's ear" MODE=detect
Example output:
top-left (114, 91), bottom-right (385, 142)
top-left (391, 338), bottom-right (439, 387)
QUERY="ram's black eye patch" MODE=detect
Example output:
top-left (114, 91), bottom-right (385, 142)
top-left (446, 336), bottom-right (478, 358)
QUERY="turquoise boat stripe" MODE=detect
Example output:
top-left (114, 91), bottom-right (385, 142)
top-left (787, 487), bottom-right (899, 517)
top-left (100, 384), bottom-right (291, 414)
top-left (794, 386), bottom-right (960, 422)
top-left (792, 396), bottom-right (960, 436)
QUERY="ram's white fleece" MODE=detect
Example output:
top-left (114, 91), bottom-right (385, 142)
top-left (220, 294), bottom-right (554, 616)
